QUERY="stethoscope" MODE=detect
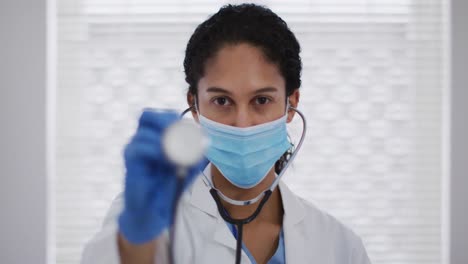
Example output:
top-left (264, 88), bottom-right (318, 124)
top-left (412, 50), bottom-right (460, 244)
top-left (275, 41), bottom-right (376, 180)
top-left (162, 105), bottom-right (307, 264)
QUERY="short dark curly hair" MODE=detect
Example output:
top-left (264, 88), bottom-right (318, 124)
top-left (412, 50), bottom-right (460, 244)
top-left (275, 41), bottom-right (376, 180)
top-left (183, 3), bottom-right (302, 97)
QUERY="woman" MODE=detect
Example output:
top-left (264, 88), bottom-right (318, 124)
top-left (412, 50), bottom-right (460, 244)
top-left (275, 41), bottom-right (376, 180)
top-left (82, 4), bottom-right (371, 264)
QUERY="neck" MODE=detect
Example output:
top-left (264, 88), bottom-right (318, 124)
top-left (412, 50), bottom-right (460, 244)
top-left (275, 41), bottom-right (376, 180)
top-left (211, 165), bottom-right (284, 224)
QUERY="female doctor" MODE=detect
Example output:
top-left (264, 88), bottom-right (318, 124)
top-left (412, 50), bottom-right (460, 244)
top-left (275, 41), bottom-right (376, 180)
top-left (81, 3), bottom-right (371, 264)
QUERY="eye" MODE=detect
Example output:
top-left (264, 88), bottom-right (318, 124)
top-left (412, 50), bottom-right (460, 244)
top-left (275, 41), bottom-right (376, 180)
top-left (213, 97), bottom-right (232, 106)
top-left (254, 96), bottom-right (271, 105)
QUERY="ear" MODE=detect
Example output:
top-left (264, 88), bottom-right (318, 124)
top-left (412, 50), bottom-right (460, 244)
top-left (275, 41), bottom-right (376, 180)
top-left (286, 89), bottom-right (300, 123)
top-left (186, 92), bottom-right (199, 122)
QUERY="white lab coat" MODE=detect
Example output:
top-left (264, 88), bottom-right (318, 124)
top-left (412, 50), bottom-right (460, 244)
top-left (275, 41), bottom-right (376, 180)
top-left (81, 164), bottom-right (371, 264)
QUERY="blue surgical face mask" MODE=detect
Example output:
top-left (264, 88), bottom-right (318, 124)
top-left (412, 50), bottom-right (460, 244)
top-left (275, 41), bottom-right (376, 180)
top-left (198, 108), bottom-right (292, 189)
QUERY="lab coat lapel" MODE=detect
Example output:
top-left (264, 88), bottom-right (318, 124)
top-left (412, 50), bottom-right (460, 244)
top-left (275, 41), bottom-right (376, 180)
top-left (189, 163), bottom-right (219, 218)
top-left (279, 181), bottom-right (307, 264)
top-left (212, 217), bottom-right (238, 250)
top-left (189, 164), bottom-right (238, 251)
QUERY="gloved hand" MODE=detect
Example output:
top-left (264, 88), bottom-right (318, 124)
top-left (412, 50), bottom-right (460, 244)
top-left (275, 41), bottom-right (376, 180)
top-left (118, 109), bottom-right (208, 244)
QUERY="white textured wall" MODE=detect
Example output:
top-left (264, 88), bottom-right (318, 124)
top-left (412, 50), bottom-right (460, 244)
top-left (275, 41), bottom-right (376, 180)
top-left (0, 0), bottom-right (49, 263)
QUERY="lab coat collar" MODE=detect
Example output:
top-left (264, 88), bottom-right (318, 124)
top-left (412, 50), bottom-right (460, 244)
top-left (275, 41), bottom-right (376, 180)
top-left (188, 163), bottom-right (306, 255)
top-left (188, 163), bottom-right (219, 218)
top-left (189, 163), bottom-right (305, 224)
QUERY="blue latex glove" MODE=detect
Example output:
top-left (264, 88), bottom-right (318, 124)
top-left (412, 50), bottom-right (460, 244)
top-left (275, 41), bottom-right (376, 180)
top-left (118, 109), bottom-right (208, 244)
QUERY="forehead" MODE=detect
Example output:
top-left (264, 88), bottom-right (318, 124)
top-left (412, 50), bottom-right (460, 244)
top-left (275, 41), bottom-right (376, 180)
top-left (198, 43), bottom-right (285, 95)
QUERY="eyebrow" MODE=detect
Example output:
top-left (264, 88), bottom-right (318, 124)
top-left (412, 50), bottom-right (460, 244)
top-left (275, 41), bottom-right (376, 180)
top-left (206, 86), bottom-right (279, 95)
top-left (206, 87), bottom-right (232, 95)
top-left (254, 87), bottom-right (278, 94)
